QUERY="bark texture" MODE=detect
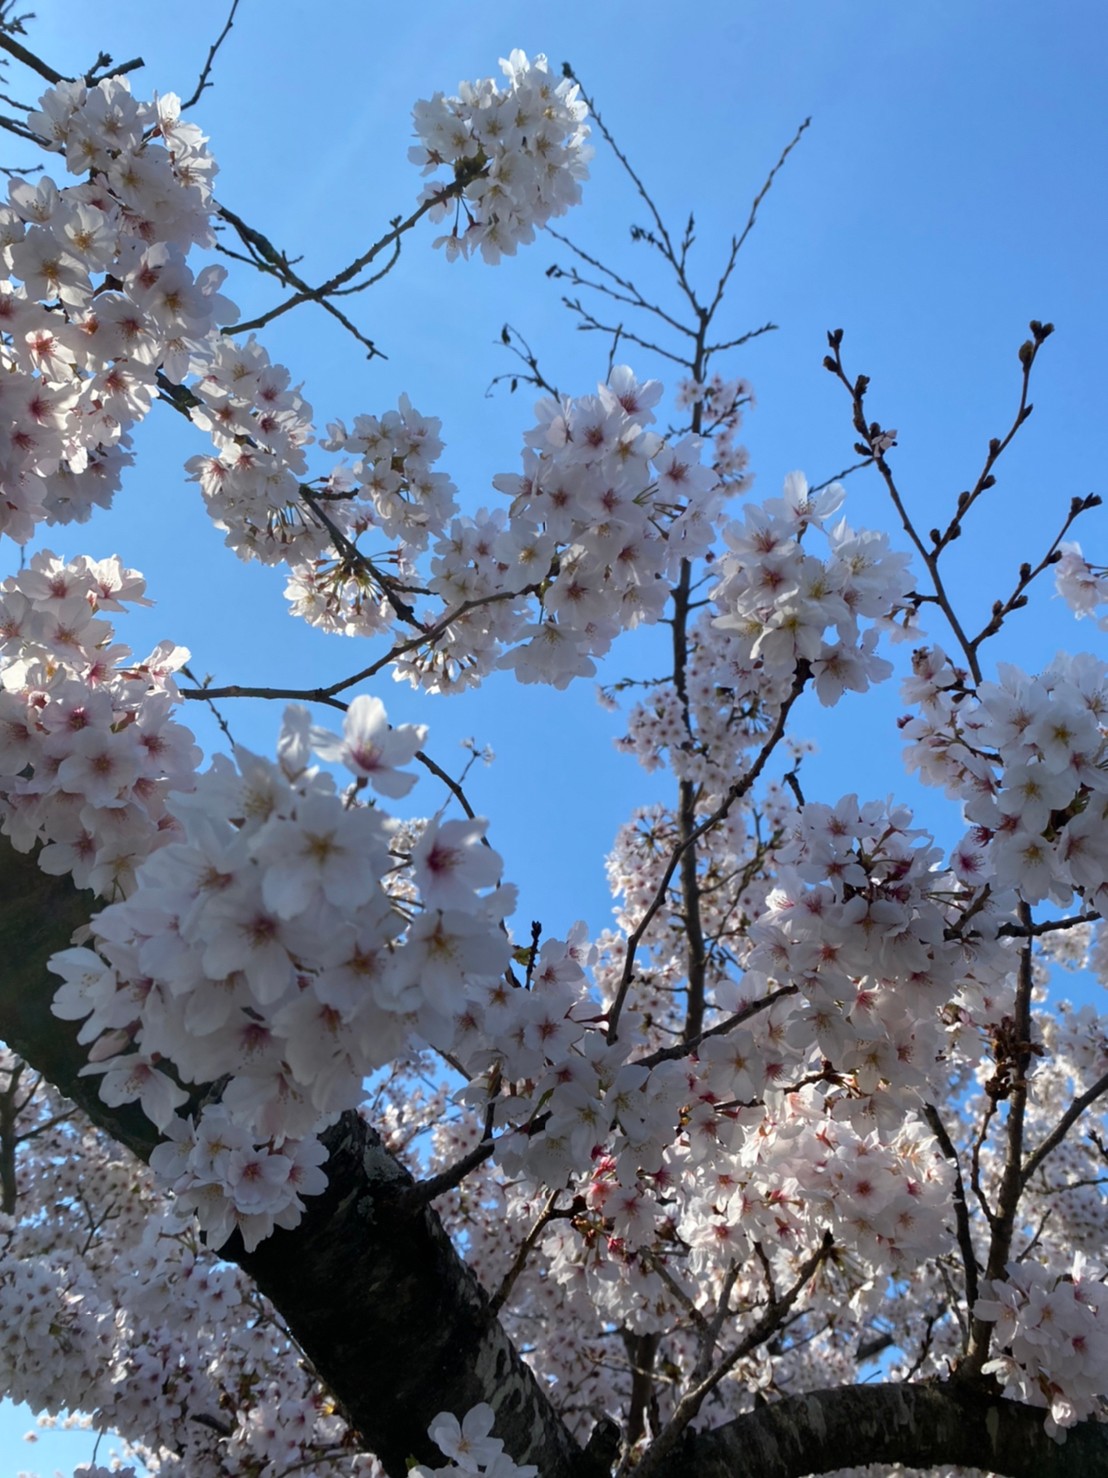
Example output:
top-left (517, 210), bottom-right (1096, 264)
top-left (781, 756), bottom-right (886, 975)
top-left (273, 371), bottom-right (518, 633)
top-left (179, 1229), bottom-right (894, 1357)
top-left (3, 837), bottom-right (1108, 1478)
top-left (666, 1380), bottom-right (1108, 1478)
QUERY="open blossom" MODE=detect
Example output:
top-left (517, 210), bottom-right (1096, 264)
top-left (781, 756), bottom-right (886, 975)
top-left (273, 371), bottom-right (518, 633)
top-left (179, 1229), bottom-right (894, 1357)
top-left (1055, 540), bottom-right (1108, 623)
top-left (410, 816), bottom-right (503, 909)
top-left (310, 694), bottom-right (426, 795)
top-left (80, 1052), bottom-right (189, 1130)
top-left (419, 1404), bottom-right (538, 1478)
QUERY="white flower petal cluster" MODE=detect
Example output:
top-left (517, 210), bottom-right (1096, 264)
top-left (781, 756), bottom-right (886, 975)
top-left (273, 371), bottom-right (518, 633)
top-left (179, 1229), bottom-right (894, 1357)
top-left (285, 396), bottom-right (460, 635)
top-left (415, 1402), bottom-right (537, 1477)
top-left (976, 1255), bottom-right (1108, 1436)
top-left (183, 332), bottom-right (322, 568)
top-left (411, 370), bottom-right (720, 691)
top-left (46, 699), bottom-right (517, 1249)
top-left (715, 472), bottom-right (915, 703)
top-left (0, 551), bottom-right (199, 896)
top-left (2, 78), bottom-right (229, 541)
top-left (411, 53), bottom-right (591, 263)
top-left (1055, 540), bottom-right (1108, 626)
top-left (711, 472), bottom-right (913, 705)
top-left (288, 369), bottom-right (727, 693)
top-left (675, 372), bottom-right (754, 490)
top-left (901, 646), bottom-right (1108, 909)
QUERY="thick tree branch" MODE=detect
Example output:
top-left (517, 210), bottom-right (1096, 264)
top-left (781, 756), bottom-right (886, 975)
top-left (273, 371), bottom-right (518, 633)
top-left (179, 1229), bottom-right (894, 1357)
top-left (662, 1380), bottom-right (1108, 1478)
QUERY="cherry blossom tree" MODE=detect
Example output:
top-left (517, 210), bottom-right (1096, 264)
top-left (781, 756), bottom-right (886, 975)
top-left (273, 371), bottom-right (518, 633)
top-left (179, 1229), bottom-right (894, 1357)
top-left (0, 7), bottom-right (1106, 1478)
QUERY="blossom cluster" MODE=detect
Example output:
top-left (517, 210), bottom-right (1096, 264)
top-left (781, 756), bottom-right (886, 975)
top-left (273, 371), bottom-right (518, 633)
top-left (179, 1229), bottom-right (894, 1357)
top-left (975, 1255), bottom-right (1108, 1435)
top-left (0, 551), bottom-right (199, 897)
top-left (293, 367), bottom-right (726, 693)
top-left (710, 472), bottom-right (914, 706)
top-left (2, 37), bottom-right (1107, 1473)
top-left (182, 332), bottom-right (324, 567)
top-left (48, 697), bottom-right (517, 1249)
top-left (901, 646), bottom-right (1108, 910)
top-left (2, 77), bottom-right (230, 542)
top-left (284, 395), bottom-right (461, 634)
top-left (675, 371), bottom-right (754, 488)
top-left (436, 803), bottom-right (975, 1328)
top-left (411, 51), bottom-right (591, 263)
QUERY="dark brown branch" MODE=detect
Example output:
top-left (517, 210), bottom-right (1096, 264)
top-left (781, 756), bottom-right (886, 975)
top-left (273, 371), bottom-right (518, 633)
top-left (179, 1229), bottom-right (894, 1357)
top-left (561, 65), bottom-right (684, 307)
top-left (969, 491), bottom-right (1103, 653)
top-left (560, 297), bottom-right (693, 369)
top-left (964, 902), bottom-right (1037, 1375)
top-left (395, 1133), bottom-right (497, 1212)
top-left (662, 1380), bottom-right (1108, 1478)
top-left (180, 0), bottom-right (240, 111)
top-left (180, 583), bottom-right (539, 707)
top-left (414, 749), bottom-right (479, 821)
top-left (705, 320), bottom-right (778, 354)
top-left (634, 985), bottom-right (798, 1071)
top-left (544, 226), bottom-right (695, 339)
top-left (488, 1190), bottom-right (571, 1318)
top-left (824, 330), bottom-right (981, 682)
top-left (923, 1100), bottom-right (980, 1321)
top-left (228, 180), bottom-right (470, 337)
top-left (0, 30), bottom-right (64, 84)
top-left (216, 204), bottom-right (384, 358)
top-left (1021, 1067), bottom-right (1108, 1189)
top-left (997, 909), bottom-right (1102, 939)
top-left (932, 320), bottom-right (1053, 557)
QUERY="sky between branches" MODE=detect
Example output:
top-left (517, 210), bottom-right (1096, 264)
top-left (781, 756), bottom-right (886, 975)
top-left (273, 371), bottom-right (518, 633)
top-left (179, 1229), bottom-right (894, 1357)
top-left (1, 0), bottom-right (1105, 1469)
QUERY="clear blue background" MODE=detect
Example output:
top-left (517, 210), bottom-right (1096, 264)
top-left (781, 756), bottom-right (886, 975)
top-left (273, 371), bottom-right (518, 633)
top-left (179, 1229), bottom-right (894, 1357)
top-left (2, 0), bottom-right (1105, 1471)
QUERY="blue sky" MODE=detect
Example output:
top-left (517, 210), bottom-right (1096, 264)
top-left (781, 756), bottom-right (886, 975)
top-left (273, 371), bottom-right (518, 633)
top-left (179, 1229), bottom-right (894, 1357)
top-left (2, 0), bottom-right (1106, 1471)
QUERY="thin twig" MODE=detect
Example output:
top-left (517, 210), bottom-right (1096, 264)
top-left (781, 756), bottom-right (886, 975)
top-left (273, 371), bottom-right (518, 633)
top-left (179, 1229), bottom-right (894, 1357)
top-left (414, 749), bottom-right (478, 822)
top-left (705, 117), bottom-right (811, 320)
top-left (395, 1135), bottom-right (497, 1213)
top-left (180, 583), bottom-right (539, 707)
top-left (180, 0), bottom-right (241, 111)
top-left (488, 1190), bottom-right (571, 1317)
top-left (227, 179), bottom-right (472, 336)
top-left (634, 984), bottom-right (799, 1070)
top-left (181, 665), bottom-right (236, 749)
top-left (1021, 1068), bottom-right (1108, 1189)
top-left (923, 1101), bottom-right (980, 1323)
